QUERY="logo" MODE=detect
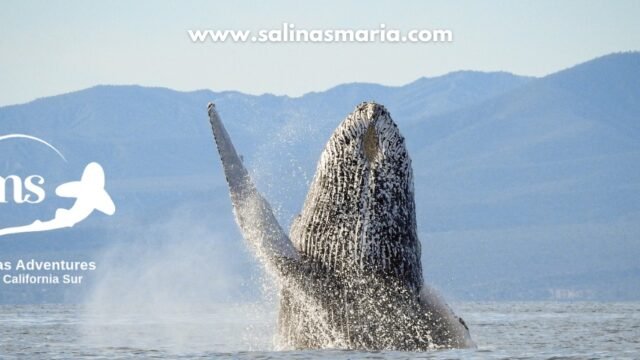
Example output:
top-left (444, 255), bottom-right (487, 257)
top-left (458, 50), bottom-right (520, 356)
top-left (0, 134), bottom-right (115, 237)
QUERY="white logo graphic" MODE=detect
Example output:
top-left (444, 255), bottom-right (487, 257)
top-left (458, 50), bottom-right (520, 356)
top-left (0, 134), bottom-right (115, 237)
top-left (0, 134), bottom-right (67, 161)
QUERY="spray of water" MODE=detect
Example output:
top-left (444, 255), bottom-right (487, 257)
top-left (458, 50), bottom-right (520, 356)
top-left (80, 108), bottom-right (322, 354)
top-left (248, 113), bottom-right (320, 229)
top-left (79, 206), bottom-right (278, 353)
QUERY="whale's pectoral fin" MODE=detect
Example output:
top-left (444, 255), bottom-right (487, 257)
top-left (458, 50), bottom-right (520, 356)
top-left (207, 102), bottom-right (300, 269)
top-left (419, 284), bottom-right (475, 348)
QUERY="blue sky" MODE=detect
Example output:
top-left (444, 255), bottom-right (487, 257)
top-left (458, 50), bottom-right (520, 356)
top-left (1, 0), bottom-right (639, 106)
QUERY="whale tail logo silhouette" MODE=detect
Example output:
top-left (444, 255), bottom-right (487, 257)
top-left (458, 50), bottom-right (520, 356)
top-left (0, 162), bottom-right (116, 237)
top-left (55, 162), bottom-right (115, 216)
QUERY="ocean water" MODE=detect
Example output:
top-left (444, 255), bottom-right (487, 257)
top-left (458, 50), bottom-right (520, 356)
top-left (0, 302), bottom-right (639, 359)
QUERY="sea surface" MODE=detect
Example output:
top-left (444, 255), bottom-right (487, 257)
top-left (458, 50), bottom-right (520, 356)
top-left (0, 302), bottom-right (639, 359)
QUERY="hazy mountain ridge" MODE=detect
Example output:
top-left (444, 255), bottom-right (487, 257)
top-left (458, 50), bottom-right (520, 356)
top-left (0, 52), bottom-right (638, 302)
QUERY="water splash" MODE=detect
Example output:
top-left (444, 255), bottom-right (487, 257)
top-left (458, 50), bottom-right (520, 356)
top-left (80, 207), bottom-right (277, 353)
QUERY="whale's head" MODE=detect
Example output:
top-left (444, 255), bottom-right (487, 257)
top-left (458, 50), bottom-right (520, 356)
top-left (292, 102), bottom-right (423, 291)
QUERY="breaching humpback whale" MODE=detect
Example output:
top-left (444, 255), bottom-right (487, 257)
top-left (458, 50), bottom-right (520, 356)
top-left (207, 102), bottom-right (473, 351)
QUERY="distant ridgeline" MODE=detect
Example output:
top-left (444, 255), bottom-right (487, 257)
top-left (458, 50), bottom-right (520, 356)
top-left (0, 52), bottom-right (639, 303)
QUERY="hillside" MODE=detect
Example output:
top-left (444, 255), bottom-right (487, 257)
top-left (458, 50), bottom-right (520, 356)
top-left (0, 52), bottom-right (638, 302)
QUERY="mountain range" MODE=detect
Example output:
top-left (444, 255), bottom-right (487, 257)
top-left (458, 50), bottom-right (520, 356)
top-left (1, 52), bottom-right (638, 303)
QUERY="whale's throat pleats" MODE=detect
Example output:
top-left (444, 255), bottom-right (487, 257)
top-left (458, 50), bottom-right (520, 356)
top-left (291, 103), bottom-right (423, 293)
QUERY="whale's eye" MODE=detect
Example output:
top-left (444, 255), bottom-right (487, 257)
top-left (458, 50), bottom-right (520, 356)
top-left (363, 123), bottom-right (378, 163)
